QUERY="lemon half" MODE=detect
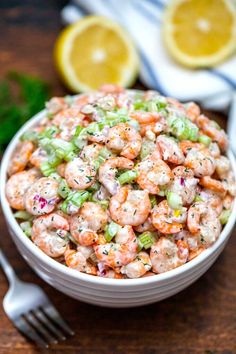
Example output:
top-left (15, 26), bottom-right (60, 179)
top-left (54, 16), bottom-right (139, 92)
top-left (163, 0), bottom-right (236, 68)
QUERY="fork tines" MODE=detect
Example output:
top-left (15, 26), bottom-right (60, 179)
top-left (14, 305), bottom-right (74, 348)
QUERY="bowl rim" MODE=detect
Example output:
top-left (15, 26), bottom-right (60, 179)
top-left (1, 97), bottom-right (236, 287)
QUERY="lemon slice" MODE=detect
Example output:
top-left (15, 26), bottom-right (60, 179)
top-left (163, 0), bottom-right (236, 68)
top-left (54, 16), bottom-right (139, 92)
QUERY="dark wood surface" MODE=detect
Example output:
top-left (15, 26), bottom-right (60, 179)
top-left (0, 1), bottom-right (236, 353)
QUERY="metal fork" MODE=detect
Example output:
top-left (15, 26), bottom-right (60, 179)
top-left (0, 248), bottom-right (74, 348)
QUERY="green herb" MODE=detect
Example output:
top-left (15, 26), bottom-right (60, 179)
top-left (0, 71), bottom-right (49, 152)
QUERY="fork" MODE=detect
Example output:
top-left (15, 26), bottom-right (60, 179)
top-left (0, 248), bottom-right (74, 348)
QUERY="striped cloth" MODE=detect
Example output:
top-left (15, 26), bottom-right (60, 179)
top-left (61, 0), bottom-right (236, 111)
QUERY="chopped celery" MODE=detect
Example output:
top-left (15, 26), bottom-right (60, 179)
top-left (118, 170), bottom-right (138, 185)
top-left (61, 190), bottom-right (90, 214)
top-left (150, 195), bottom-right (157, 208)
top-left (58, 179), bottom-right (71, 199)
top-left (105, 222), bottom-right (120, 242)
top-left (138, 232), bottom-right (155, 250)
top-left (167, 116), bottom-right (199, 141)
top-left (167, 192), bottom-right (183, 210)
top-left (20, 221), bottom-right (32, 237)
top-left (219, 209), bottom-right (231, 225)
top-left (194, 195), bottom-right (204, 202)
top-left (14, 211), bottom-right (32, 220)
top-left (198, 134), bottom-right (211, 146)
top-left (40, 162), bottom-right (55, 176)
top-left (20, 130), bottom-right (39, 143)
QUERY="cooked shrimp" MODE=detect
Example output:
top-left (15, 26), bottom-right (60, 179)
top-left (199, 176), bottom-right (226, 194)
top-left (6, 169), bottom-right (40, 210)
top-left (179, 141), bottom-right (204, 155)
top-left (175, 230), bottom-right (200, 252)
top-left (53, 108), bottom-right (86, 141)
top-left (69, 202), bottom-right (108, 246)
top-left (64, 245), bottom-right (97, 275)
top-left (8, 141), bottom-right (34, 176)
top-left (222, 171), bottom-right (236, 197)
top-left (137, 152), bottom-right (173, 194)
top-left (215, 156), bottom-right (231, 179)
top-left (109, 186), bottom-right (151, 226)
top-left (223, 194), bottom-right (234, 210)
top-left (130, 111), bottom-right (160, 124)
top-left (24, 177), bottom-right (60, 215)
top-left (46, 97), bottom-right (68, 115)
top-left (196, 114), bottom-right (228, 151)
top-left (156, 135), bottom-right (184, 165)
top-left (134, 217), bottom-right (156, 233)
top-left (99, 84), bottom-right (124, 94)
top-left (187, 202), bottom-right (222, 246)
top-left (99, 157), bottom-right (134, 195)
top-left (97, 267), bottom-right (124, 278)
top-left (64, 157), bottom-right (96, 190)
top-left (94, 225), bottom-right (138, 268)
top-left (168, 166), bottom-right (198, 205)
top-left (31, 213), bottom-right (69, 257)
top-left (208, 142), bottom-right (221, 158)
top-left (120, 252), bottom-right (152, 278)
top-left (105, 123), bottom-right (142, 159)
top-left (196, 188), bottom-right (223, 216)
top-left (80, 143), bottom-right (103, 162)
top-left (184, 147), bottom-right (216, 177)
top-left (151, 200), bottom-right (187, 234)
top-left (184, 102), bottom-right (200, 122)
top-left (150, 237), bottom-right (189, 273)
top-left (30, 147), bottom-right (47, 168)
top-left (56, 163), bottom-right (66, 178)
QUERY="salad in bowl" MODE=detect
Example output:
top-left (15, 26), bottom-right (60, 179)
top-left (4, 84), bottom-right (236, 281)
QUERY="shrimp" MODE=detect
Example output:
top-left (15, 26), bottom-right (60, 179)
top-left (109, 186), bottom-right (151, 226)
top-left (46, 97), bottom-right (68, 115)
top-left (195, 114), bottom-right (228, 151)
top-left (31, 213), bottom-right (69, 258)
top-left (97, 268), bottom-right (124, 279)
top-left (175, 230), bottom-right (200, 252)
top-left (150, 237), bottom-right (189, 273)
top-left (94, 225), bottom-right (138, 268)
top-left (30, 147), bottom-right (47, 168)
top-left (24, 177), bottom-right (60, 215)
top-left (137, 152), bottom-right (173, 194)
top-left (179, 141), bottom-right (204, 155)
top-left (56, 163), bottom-right (66, 178)
top-left (98, 157), bottom-right (134, 195)
top-left (156, 135), bottom-right (184, 165)
top-left (187, 202), bottom-right (222, 246)
top-left (6, 169), bottom-right (40, 210)
top-left (199, 176), bottom-right (226, 194)
top-left (64, 245), bottom-right (97, 275)
top-left (99, 84), bottom-right (124, 94)
top-left (79, 143), bottom-right (102, 162)
top-left (129, 111), bottom-right (160, 124)
top-left (105, 123), bottom-right (142, 159)
top-left (221, 171), bottom-right (236, 197)
top-left (184, 146), bottom-right (216, 177)
top-left (208, 142), bottom-right (221, 158)
top-left (134, 217), bottom-right (156, 233)
top-left (184, 102), bottom-right (200, 122)
top-left (151, 200), bottom-right (187, 234)
top-left (196, 188), bottom-right (223, 216)
top-left (69, 202), bottom-right (108, 246)
top-left (120, 252), bottom-right (152, 278)
top-left (64, 157), bottom-right (96, 190)
top-left (8, 141), bottom-right (34, 176)
top-left (223, 194), bottom-right (234, 210)
top-left (215, 155), bottom-right (231, 179)
top-left (53, 108), bottom-right (86, 141)
top-left (167, 166), bottom-right (198, 205)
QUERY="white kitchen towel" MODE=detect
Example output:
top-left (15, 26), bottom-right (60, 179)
top-left (61, 0), bottom-right (236, 111)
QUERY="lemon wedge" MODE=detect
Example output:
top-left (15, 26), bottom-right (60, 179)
top-left (163, 0), bottom-right (236, 68)
top-left (54, 16), bottom-right (139, 92)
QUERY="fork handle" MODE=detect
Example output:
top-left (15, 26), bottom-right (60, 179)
top-left (0, 249), bottom-right (17, 286)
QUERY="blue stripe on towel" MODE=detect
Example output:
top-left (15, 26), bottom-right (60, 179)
top-left (145, 0), bottom-right (165, 10)
top-left (134, 1), bottom-right (160, 24)
top-left (209, 69), bottom-right (236, 89)
top-left (140, 50), bottom-right (167, 95)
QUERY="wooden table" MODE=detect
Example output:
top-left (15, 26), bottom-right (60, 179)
top-left (0, 1), bottom-right (236, 353)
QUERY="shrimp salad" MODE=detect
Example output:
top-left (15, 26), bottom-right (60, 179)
top-left (5, 85), bottom-right (236, 279)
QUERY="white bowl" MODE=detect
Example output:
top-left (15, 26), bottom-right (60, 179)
top-left (1, 106), bottom-right (236, 308)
